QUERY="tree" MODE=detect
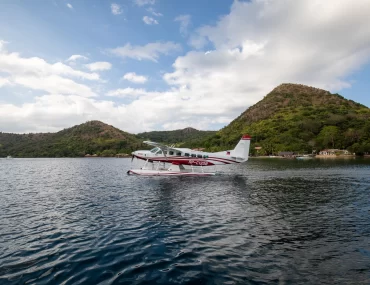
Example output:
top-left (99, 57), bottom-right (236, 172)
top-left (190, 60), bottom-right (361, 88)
top-left (348, 143), bottom-right (363, 155)
top-left (318, 126), bottom-right (339, 148)
top-left (261, 139), bottom-right (276, 155)
top-left (344, 128), bottom-right (361, 144)
top-left (300, 119), bottom-right (321, 134)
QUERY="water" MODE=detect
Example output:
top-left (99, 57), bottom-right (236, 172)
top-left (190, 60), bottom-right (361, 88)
top-left (0, 158), bottom-right (370, 284)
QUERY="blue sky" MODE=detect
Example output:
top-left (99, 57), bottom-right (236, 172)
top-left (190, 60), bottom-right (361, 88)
top-left (0, 0), bottom-right (370, 133)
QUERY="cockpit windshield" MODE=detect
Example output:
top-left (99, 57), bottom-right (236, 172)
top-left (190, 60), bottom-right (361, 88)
top-left (150, 147), bottom-right (159, 153)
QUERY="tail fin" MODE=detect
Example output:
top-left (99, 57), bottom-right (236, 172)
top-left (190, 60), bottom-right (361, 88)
top-left (231, 135), bottom-right (251, 161)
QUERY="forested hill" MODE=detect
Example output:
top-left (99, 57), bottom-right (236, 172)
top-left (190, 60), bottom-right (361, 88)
top-left (136, 128), bottom-right (216, 146)
top-left (0, 121), bottom-right (144, 157)
top-left (2, 84), bottom-right (370, 157)
top-left (201, 83), bottom-right (370, 155)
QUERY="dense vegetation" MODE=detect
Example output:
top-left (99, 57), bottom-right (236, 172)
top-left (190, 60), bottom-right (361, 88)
top-left (1, 84), bottom-right (369, 157)
top-left (199, 84), bottom-right (370, 155)
top-left (0, 121), bottom-right (145, 157)
top-left (136, 128), bottom-right (216, 146)
top-left (0, 122), bottom-right (215, 157)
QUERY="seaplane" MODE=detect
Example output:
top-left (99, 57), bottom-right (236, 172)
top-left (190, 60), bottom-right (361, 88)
top-left (127, 134), bottom-right (251, 176)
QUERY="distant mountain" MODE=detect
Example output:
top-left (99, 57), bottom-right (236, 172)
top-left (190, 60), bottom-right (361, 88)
top-left (0, 121), bottom-right (144, 157)
top-left (136, 127), bottom-right (216, 146)
top-left (201, 83), bottom-right (370, 155)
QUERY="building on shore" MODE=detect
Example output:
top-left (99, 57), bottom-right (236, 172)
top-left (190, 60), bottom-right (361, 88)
top-left (278, 151), bottom-right (295, 158)
top-left (319, 149), bottom-right (350, 156)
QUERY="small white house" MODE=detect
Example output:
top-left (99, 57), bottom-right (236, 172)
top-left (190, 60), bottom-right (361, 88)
top-left (319, 149), bottom-right (350, 156)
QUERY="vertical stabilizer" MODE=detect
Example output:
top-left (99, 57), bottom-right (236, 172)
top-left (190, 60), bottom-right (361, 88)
top-left (231, 135), bottom-right (251, 161)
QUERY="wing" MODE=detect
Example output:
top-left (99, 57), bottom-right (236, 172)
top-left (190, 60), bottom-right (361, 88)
top-left (143, 141), bottom-right (179, 152)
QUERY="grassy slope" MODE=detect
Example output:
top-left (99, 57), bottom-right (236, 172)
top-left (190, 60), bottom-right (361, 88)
top-left (0, 121), bottom-right (144, 157)
top-left (201, 84), bottom-right (370, 154)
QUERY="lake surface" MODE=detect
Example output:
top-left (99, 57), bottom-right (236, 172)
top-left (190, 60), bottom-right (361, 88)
top-left (1, 158), bottom-right (370, 284)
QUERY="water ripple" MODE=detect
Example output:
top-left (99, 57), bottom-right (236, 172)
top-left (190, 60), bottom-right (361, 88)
top-left (0, 158), bottom-right (370, 284)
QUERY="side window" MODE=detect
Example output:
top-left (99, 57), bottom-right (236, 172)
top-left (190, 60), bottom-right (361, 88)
top-left (169, 151), bottom-right (174, 155)
top-left (197, 154), bottom-right (202, 158)
top-left (157, 150), bottom-right (163, 155)
top-left (185, 153), bottom-right (190, 157)
top-left (203, 155), bottom-right (209, 158)
top-left (191, 154), bottom-right (196, 157)
top-left (176, 152), bottom-right (181, 156)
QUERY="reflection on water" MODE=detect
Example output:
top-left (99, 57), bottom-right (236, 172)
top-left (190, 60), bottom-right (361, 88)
top-left (0, 158), bottom-right (370, 284)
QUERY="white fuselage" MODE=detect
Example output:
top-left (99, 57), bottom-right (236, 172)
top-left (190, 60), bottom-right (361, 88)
top-left (132, 147), bottom-right (246, 166)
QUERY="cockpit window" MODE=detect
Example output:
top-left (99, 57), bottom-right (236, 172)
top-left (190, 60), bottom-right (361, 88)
top-left (150, 147), bottom-right (159, 153)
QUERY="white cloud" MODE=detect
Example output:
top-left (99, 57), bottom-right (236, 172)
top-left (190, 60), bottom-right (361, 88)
top-left (109, 0), bottom-right (370, 131)
top-left (0, 40), bottom-right (8, 52)
top-left (143, 16), bottom-right (158, 25)
top-left (106, 87), bottom-right (151, 97)
top-left (174, 14), bottom-right (191, 36)
top-left (85, 61), bottom-right (112, 71)
top-left (0, 95), bottom-right (105, 133)
top-left (2, 0), bottom-right (370, 134)
top-left (0, 51), bottom-right (99, 80)
top-left (188, 35), bottom-right (208, 50)
top-left (122, 72), bottom-right (148, 84)
top-left (134, 0), bottom-right (155, 6)
top-left (109, 41), bottom-right (181, 62)
top-left (67, 55), bottom-right (88, 62)
top-left (0, 77), bottom-right (11, 87)
top-left (0, 41), bottom-right (97, 97)
top-left (13, 75), bottom-right (96, 97)
top-left (66, 3), bottom-right (73, 10)
top-left (170, 0), bottom-right (370, 115)
top-left (0, 94), bottom-right (170, 133)
top-left (111, 3), bottom-right (122, 15)
top-left (147, 7), bottom-right (162, 17)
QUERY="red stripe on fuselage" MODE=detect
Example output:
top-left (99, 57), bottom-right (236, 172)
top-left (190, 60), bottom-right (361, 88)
top-left (133, 154), bottom-right (239, 165)
top-left (207, 156), bottom-right (239, 163)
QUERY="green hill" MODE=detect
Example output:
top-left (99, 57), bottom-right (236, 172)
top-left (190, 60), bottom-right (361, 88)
top-left (0, 121), bottom-right (144, 157)
top-left (2, 84), bottom-right (369, 157)
top-left (136, 127), bottom-right (216, 146)
top-left (201, 83), bottom-right (370, 155)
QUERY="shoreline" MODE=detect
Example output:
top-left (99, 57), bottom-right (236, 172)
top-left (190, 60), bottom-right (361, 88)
top-left (314, 155), bottom-right (356, 159)
top-left (251, 155), bottom-right (363, 159)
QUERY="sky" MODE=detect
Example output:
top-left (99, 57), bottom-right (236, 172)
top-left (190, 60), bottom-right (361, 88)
top-left (0, 0), bottom-right (370, 134)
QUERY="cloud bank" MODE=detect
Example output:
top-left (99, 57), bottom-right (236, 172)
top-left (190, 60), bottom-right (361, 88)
top-left (1, 0), bottom-right (370, 134)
